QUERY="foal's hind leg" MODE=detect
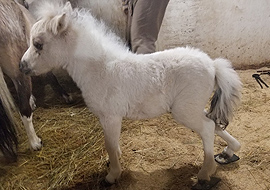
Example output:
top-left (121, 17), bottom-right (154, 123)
top-left (172, 110), bottom-right (216, 181)
top-left (214, 126), bottom-right (241, 164)
top-left (193, 116), bottom-right (217, 181)
top-left (12, 75), bottom-right (42, 150)
top-left (99, 116), bottom-right (122, 184)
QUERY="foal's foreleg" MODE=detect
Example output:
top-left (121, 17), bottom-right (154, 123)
top-left (45, 72), bottom-right (73, 104)
top-left (13, 76), bottom-right (42, 150)
top-left (100, 116), bottom-right (122, 184)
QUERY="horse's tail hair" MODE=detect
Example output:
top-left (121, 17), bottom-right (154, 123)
top-left (0, 67), bottom-right (18, 161)
top-left (207, 58), bottom-right (242, 129)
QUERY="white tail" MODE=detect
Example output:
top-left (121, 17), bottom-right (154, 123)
top-left (207, 58), bottom-right (242, 128)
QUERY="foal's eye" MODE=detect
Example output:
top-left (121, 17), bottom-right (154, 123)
top-left (33, 41), bottom-right (43, 51)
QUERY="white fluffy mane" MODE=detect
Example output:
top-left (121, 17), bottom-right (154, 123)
top-left (32, 0), bottom-right (68, 20)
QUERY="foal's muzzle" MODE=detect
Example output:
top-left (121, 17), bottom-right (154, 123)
top-left (19, 61), bottom-right (32, 75)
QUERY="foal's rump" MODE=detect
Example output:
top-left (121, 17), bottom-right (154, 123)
top-left (207, 58), bottom-right (242, 128)
top-left (158, 47), bottom-right (241, 128)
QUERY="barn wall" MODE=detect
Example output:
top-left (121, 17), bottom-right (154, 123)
top-left (25, 0), bottom-right (270, 69)
top-left (157, 0), bottom-right (270, 69)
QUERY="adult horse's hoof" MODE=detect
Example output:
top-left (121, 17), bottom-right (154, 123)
top-left (192, 177), bottom-right (221, 190)
top-left (214, 152), bottom-right (240, 164)
top-left (31, 138), bottom-right (43, 151)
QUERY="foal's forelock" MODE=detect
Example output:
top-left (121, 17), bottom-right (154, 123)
top-left (31, 16), bottom-right (66, 41)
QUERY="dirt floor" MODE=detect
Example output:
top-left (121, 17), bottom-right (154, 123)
top-left (0, 68), bottom-right (270, 190)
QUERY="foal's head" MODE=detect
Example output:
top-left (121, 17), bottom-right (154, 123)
top-left (20, 2), bottom-right (74, 76)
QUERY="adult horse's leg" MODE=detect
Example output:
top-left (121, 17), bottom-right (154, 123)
top-left (0, 58), bottom-right (41, 150)
top-left (12, 74), bottom-right (42, 150)
top-left (99, 115), bottom-right (122, 184)
top-left (0, 99), bottom-right (18, 161)
top-left (0, 67), bottom-right (18, 161)
top-left (0, 0), bottom-right (41, 151)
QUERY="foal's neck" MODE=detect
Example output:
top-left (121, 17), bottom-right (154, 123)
top-left (73, 13), bottom-right (129, 63)
top-left (64, 13), bottom-right (134, 90)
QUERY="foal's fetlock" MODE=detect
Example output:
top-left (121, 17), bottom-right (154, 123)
top-left (100, 178), bottom-right (115, 187)
top-left (192, 177), bottom-right (221, 190)
top-left (230, 140), bottom-right (241, 153)
top-left (223, 142), bottom-right (240, 157)
top-left (195, 167), bottom-right (220, 190)
top-left (105, 170), bottom-right (121, 184)
top-left (223, 146), bottom-right (234, 157)
top-left (215, 147), bottom-right (240, 165)
top-left (197, 169), bottom-right (211, 182)
top-left (102, 169), bottom-right (121, 187)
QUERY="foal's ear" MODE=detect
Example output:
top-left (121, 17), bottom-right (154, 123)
top-left (51, 2), bottom-right (72, 35)
top-left (52, 13), bottom-right (69, 35)
top-left (63, 1), bottom-right (73, 14)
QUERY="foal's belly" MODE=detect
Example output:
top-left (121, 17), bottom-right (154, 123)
top-left (126, 95), bottom-right (170, 120)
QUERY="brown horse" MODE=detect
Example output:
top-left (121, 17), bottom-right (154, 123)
top-left (0, 0), bottom-right (72, 151)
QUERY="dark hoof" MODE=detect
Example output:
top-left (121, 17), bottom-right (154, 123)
top-left (192, 177), bottom-right (221, 190)
top-left (214, 153), bottom-right (240, 164)
top-left (62, 94), bottom-right (74, 104)
top-left (106, 161), bottom-right (110, 168)
top-left (100, 178), bottom-right (115, 188)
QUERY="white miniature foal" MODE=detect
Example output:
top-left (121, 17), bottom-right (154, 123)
top-left (20, 2), bottom-right (242, 188)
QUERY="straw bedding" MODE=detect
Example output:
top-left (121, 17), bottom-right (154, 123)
top-left (0, 69), bottom-right (270, 190)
